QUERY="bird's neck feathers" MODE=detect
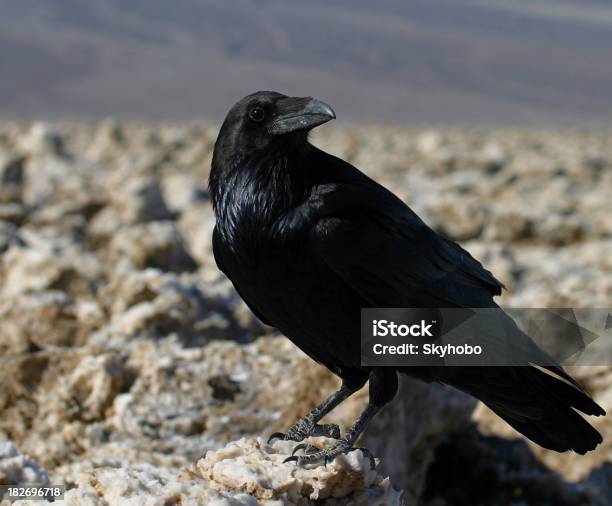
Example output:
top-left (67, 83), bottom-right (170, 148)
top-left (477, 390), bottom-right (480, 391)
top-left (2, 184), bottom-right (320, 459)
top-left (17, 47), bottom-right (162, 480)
top-left (209, 143), bottom-right (311, 245)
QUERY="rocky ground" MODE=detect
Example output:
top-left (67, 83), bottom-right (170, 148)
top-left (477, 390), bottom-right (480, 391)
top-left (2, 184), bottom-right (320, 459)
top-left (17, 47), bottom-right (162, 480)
top-left (0, 120), bottom-right (610, 505)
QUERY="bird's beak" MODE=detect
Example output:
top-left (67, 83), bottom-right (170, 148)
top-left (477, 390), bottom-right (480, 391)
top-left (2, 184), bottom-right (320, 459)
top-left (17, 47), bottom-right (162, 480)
top-left (269, 97), bottom-right (336, 135)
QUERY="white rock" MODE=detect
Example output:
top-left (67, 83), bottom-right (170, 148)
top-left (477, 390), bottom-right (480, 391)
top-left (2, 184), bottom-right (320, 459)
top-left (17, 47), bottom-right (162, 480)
top-left (0, 440), bottom-right (49, 485)
top-left (26, 438), bottom-right (402, 506)
top-left (18, 122), bottom-right (66, 157)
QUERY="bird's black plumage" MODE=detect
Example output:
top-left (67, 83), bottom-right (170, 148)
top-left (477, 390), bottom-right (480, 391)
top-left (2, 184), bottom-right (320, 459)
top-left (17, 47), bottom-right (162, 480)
top-left (209, 91), bottom-right (604, 464)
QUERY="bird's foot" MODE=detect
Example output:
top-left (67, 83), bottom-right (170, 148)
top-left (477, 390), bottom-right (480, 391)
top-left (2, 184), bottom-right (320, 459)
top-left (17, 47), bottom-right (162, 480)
top-left (268, 418), bottom-right (341, 443)
top-left (283, 438), bottom-right (376, 469)
top-left (289, 442), bottom-right (320, 456)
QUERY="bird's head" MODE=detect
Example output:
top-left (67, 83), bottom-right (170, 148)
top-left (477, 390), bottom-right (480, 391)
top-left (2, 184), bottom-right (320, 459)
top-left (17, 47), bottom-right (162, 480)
top-left (213, 91), bottom-right (336, 161)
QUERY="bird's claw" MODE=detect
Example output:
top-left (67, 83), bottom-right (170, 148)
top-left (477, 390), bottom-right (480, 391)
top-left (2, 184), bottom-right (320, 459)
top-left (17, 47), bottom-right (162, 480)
top-left (291, 443), bottom-right (308, 456)
top-left (291, 442), bottom-right (319, 456)
top-left (282, 439), bottom-right (377, 469)
top-left (267, 432), bottom-right (286, 444)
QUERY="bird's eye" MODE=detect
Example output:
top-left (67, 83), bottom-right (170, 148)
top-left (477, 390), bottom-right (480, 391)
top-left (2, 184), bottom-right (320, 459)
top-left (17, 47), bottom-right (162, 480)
top-left (249, 107), bottom-right (265, 123)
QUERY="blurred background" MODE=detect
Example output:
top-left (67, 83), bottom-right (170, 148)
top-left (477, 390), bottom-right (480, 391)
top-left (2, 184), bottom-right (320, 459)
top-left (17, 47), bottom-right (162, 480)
top-left (2, 0), bottom-right (612, 126)
top-left (0, 1), bottom-right (611, 505)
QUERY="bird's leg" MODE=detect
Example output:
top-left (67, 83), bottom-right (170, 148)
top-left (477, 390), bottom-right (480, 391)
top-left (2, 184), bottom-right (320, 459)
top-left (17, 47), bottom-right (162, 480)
top-left (284, 368), bottom-right (398, 469)
top-left (268, 373), bottom-right (367, 444)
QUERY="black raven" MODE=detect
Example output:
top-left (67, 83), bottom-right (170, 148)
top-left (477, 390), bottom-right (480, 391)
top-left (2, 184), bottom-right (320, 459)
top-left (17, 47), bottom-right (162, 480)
top-left (209, 91), bottom-right (604, 466)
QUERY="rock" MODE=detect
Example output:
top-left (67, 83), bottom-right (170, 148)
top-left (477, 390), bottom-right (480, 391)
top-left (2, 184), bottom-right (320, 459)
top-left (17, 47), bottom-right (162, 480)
top-left (93, 268), bottom-right (261, 346)
top-left (0, 441), bottom-right (49, 486)
top-left (173, 125), bottom-right (216, 175)
top-left (421, 428), bottom-right (612, 506)
top-left (1, 246), bottom-right (72, 296)
top-left (60, 353), bottom-right (136, 422)
top-left (85, 118), bottom-right (126, 161)
top-left (23, 438), bottom-right (402, 506)
top-left (196, 437), bottom-right (402, 504)
top-left (0, 203), bottom-right (26, 224)
top-left (107, 221), bottom-right (198, 273)
top-left (162, 172), bottom-right (208, 213)
top-left (113, 176), bottom-right (173, 224)
top-left (1, 336), bottom-right (360, 493)
top-left (415, 130), bottom-right (457, 171)
top-left (0, 291), bottom-right (90, 354)
top-left (0, 221), bottom-right (22, 253)
top-left (18, 122), bottom-right (66, 158)
top-left (0, 349), bottom-right (134, 470)
top-left (535, 213), bottom-right (590, 246)
top-left (583, 464), bottom-right (612, 506)
top-left (424, 195), bottom-right (488, 241)
top-left (484, 209), bottom-right (534, 242)
top-left (416, 130), bottom-right (444, 158)
top-left (108, 337), bottom-right (339, 457)
top-left (38, 465), bottom-right (249, 506)
top-left (504, 242), bottom-right (612, 307)
top-left (0, 244), bottom-right (96, 298)
top-left (0, 153), bottom-right (25, 204)
top-left (22, 156), bottom-right (77, 208)
top-left (480, 141), bottom-right (508, 174)
top-left (178, 202), bottom-right (216, 269)
top-left (94, 271), bottom-right (208, 343)
top-left (0, 122), bottom-right (610, 506)
top-left (364, 378), bottom-right (476, 503)
top-left (0, 153), bottom-right (24, 185)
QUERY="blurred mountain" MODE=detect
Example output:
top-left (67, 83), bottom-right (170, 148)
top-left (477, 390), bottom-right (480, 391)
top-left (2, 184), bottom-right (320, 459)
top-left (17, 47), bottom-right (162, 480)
top-left (2, 0), bottom-right (612, 125)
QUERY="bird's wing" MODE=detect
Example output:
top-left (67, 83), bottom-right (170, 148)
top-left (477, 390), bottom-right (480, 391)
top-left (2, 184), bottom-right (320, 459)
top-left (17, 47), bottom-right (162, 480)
top-left (309, 182), bottom-right (571, 370)
top-left (310, 181), bottom-right (503, 308)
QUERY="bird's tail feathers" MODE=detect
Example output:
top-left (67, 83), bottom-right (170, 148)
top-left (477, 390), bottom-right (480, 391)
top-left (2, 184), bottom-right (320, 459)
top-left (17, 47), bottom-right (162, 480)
top-left (429, 365), bottom-right (604, 454)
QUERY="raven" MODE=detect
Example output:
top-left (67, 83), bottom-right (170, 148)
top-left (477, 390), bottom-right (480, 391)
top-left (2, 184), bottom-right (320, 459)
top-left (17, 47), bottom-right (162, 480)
top-left (209, 91), bottom-right (605, 466)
